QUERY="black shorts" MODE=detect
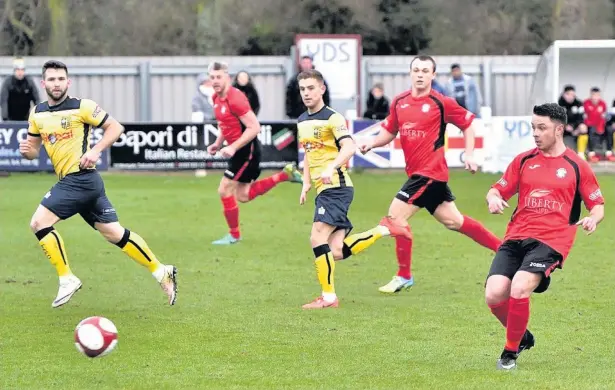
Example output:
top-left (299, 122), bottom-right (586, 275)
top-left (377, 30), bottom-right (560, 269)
top-left (224, 140), bottom-right (261, 183)
top-left (487, 238), bottom-right (563, 293)
top-left (395, 174), bottom-right (456, 214)
top-left (40, 170), bottom-right (119, 229)
top-left (313, 187), bottom-right (354, 235)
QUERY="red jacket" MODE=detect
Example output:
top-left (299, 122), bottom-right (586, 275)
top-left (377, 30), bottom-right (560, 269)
top-left (583, 99), bottom-right (607, 133)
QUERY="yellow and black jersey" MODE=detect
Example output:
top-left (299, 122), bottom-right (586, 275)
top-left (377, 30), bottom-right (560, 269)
top-left (297, 106), bottom-right (353, 194)
top-left (28, 97), bottom-right (109, 180)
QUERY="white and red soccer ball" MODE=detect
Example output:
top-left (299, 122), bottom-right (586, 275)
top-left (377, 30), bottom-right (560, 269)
top-left (74, 316), bottom-right (118, 358)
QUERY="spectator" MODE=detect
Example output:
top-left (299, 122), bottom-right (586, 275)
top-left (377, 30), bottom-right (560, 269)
top-left (1, 58), bottom-right (40, 121)
top-left (446, 63), bottom-right (482, 116)
top-left (232, 70), bottom-right (260, 116)
top-left (191, 73), bottom-right (215, 122)
top-left (557, 85), bottom-right (588, 157)
top-left (363, 83), bottom-right (389, 120)
top-left (584, 87), bottom-right (608, 163)
top-left (285, 55), bottom-right (330, 118)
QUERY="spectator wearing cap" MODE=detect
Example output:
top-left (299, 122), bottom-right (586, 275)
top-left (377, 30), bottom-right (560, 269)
top-left (446, 63), bottom-right (482, 116)
top-left (1, 58), bottom-right (40, 121)
top-left (285, 55), bottom-right (330, 119)
top-left (557, 85), bottom-right (588, 158)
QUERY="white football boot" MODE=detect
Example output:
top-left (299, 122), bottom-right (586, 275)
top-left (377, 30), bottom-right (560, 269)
top-left (159, 265), bottom-right (178, 306)
top-left (52, 275), bottom-right (82, 308)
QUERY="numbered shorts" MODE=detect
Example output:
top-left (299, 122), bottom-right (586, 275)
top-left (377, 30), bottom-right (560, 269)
top-left (487, 238), bottom-right (563, 293)
top-left (224, 140), bottom-right (262, 183)
top-left (41, 170), bottom-right (119, 229)
top-left (395, 174), bottom-right (456, 214)
top-left (313, 187), bottom-right (354, 235)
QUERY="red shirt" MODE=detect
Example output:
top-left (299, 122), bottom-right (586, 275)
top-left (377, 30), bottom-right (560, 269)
top-left (493, 148), bottom-right (605, 261)
top-left (213, 86), bottom-right (251, 143)
top-left (583, 99), bottom-right (607, 133)
top-left (381, 90), bottom-right (475, 182)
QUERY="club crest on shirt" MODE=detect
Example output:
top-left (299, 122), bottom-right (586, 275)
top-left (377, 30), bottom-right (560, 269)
top-left (313, 126), bottom-right (323, 139)
top-left (60, 117), bottom-right (70, 129)
top-left (556, 168), bottom-right (567, 178)
top-left (422, 104), bottom-right (430, 113)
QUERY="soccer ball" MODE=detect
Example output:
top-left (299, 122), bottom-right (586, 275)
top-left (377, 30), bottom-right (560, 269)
top-left (74, 316), bottom-right (118, 358)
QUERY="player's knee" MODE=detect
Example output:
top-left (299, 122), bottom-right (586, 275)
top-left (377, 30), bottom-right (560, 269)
top-left (29, 217), bottom-right (46, 233)
top-left (330, 245), bottom-right (343, 260)
top-left (235, 190), bottom-right (250, 203)
top-left (485, 286), bottom-right (508, 306)
top-left (97, 222), bottom-right (125, 243)
top-left (509, 281), bottom-right (533, 299)
top-left (217, 181), bottom-right (234, 198)
top-left (441, 215), bottom-right (463, 231)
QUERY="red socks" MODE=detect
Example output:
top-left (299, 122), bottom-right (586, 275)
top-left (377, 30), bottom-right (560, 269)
top-left (395, 232), bottom-right (413, 280)
top-left (221, 196), bottom-right (240, 239)
top-left (505, 297), bottom-right (530, 352)
top-left (488, 299), bottom-right (509, 327)
top-left (459, 216), bottom-right (502, 252)
top-left (248, 172), bottom-right (289, 201)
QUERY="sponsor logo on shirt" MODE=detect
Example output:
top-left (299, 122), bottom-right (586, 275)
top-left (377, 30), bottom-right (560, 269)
top-left (589, 188), bottom-right (603, 201)
top-left (42, 130), bottom-right (73, 145)
top-left (524, 189), bottom-right (565, 213)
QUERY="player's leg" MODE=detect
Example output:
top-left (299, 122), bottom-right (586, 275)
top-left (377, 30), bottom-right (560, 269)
top-left (605, 123), bottom-right (615, 161)
top-left (303, 188), bottom-right (353, 309)
top-left (485, 241), bottom-right (522, 327)
top-left (82, 186), bottom-right (178, 306)
top-left (497, 239), bottom-right (561, 370)
top-left (432, 196), bottom-right (502, 252)
top-left (576, 124), bottom-right (589, 159)
top-left (213, 176), bottom-right (241, 245)
top-left (34, 180), bottom-right (83, 308)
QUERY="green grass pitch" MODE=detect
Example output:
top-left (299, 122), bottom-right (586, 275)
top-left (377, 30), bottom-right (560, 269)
top-left (0, 170), bottom-right (613, 389)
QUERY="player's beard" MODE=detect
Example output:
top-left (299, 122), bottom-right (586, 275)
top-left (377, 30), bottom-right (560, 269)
top-left (46, 86), bottom-right (68, 104)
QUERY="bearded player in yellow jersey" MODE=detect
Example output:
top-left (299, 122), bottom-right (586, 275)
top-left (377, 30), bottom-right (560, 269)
top-left (19, 60), bottom-right (177, 308)
top-left (297, 70), bottom-right (407, 309)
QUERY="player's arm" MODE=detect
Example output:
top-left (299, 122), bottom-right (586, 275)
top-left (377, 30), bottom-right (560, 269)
top-left (576, 164), bottom-right (606, 234)
top-left (299, 151), bottom-right (311, 205)
top-left (79, 100), bottom-right (121, 167)
top-left (321, 114), bottom-right (357, 184)
top-left (19, 108), bottom-right (42, 160)
top-left (486, 156), bottom-right (521, 214)
top-left (443, 97), bottom-right (478, 172)
top-left (227, 92), bottom-right (259, 152)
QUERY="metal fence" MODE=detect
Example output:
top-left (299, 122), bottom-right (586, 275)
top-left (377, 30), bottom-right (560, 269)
top-left (0, 55), bottom-right (541, 122)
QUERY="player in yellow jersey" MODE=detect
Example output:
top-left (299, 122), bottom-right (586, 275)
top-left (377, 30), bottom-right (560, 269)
top-left (19, 60), bottom-right (178, 308)
top-left (297, 70), bottom-right (407, 309)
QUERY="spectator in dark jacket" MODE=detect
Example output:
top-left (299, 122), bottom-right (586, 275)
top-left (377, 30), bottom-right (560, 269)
top-left (285, 55), bottom-right (330, 118)
top-left (363, 83), bottom-right (389, 120)
top-left (232, 70), bottom-right (260, 116)
top-left (1, 58), bottom-right (40, 121)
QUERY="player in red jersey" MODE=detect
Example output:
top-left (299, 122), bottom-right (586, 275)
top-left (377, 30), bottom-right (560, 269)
top-left (485, 103), bottom-right (605, 370)
top-left (345, 55), bottom-right (502, 293)
top-left (206, 62), bottom-right (303, 244)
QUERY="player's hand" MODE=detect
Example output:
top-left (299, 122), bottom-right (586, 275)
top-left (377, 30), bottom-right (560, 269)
top-left (576, 216), bottom-right (598, 235)
top-left (79, 149), bottom-right (100, 169)
top-left (299, 182), bottom-right (311, 205)
top-left (357, 139), bottom-right (374, 154)
top-left (464, 155), bottom-right (478, 174)
top-left (19, 140), bottom-right (35, 159)
top-left (487, 195), bottom-right (509, 214)
top-left (207, 144), bottom-right (219, 156)
top-left (320, 166), bottom-right (335, 185)
top-left (219, 145), bottom-right (236, 158)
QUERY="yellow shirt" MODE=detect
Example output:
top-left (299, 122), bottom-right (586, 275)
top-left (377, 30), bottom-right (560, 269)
top-left (28, 97), bottom-right (109, 180)
top-left (297, 106), bottom-right (353, 194)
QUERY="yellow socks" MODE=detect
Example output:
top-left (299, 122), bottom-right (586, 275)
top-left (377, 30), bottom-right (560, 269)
top-left (342, 225), bottom-right (388, 259)
top-left (577, 134), bottom-right (588, 155)
top-left (313, 244), bottom-right (335, 297)
top-left (36, 227), bottom-right (72, 277)
top-left (115, 229), bottom-right (162, 274)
